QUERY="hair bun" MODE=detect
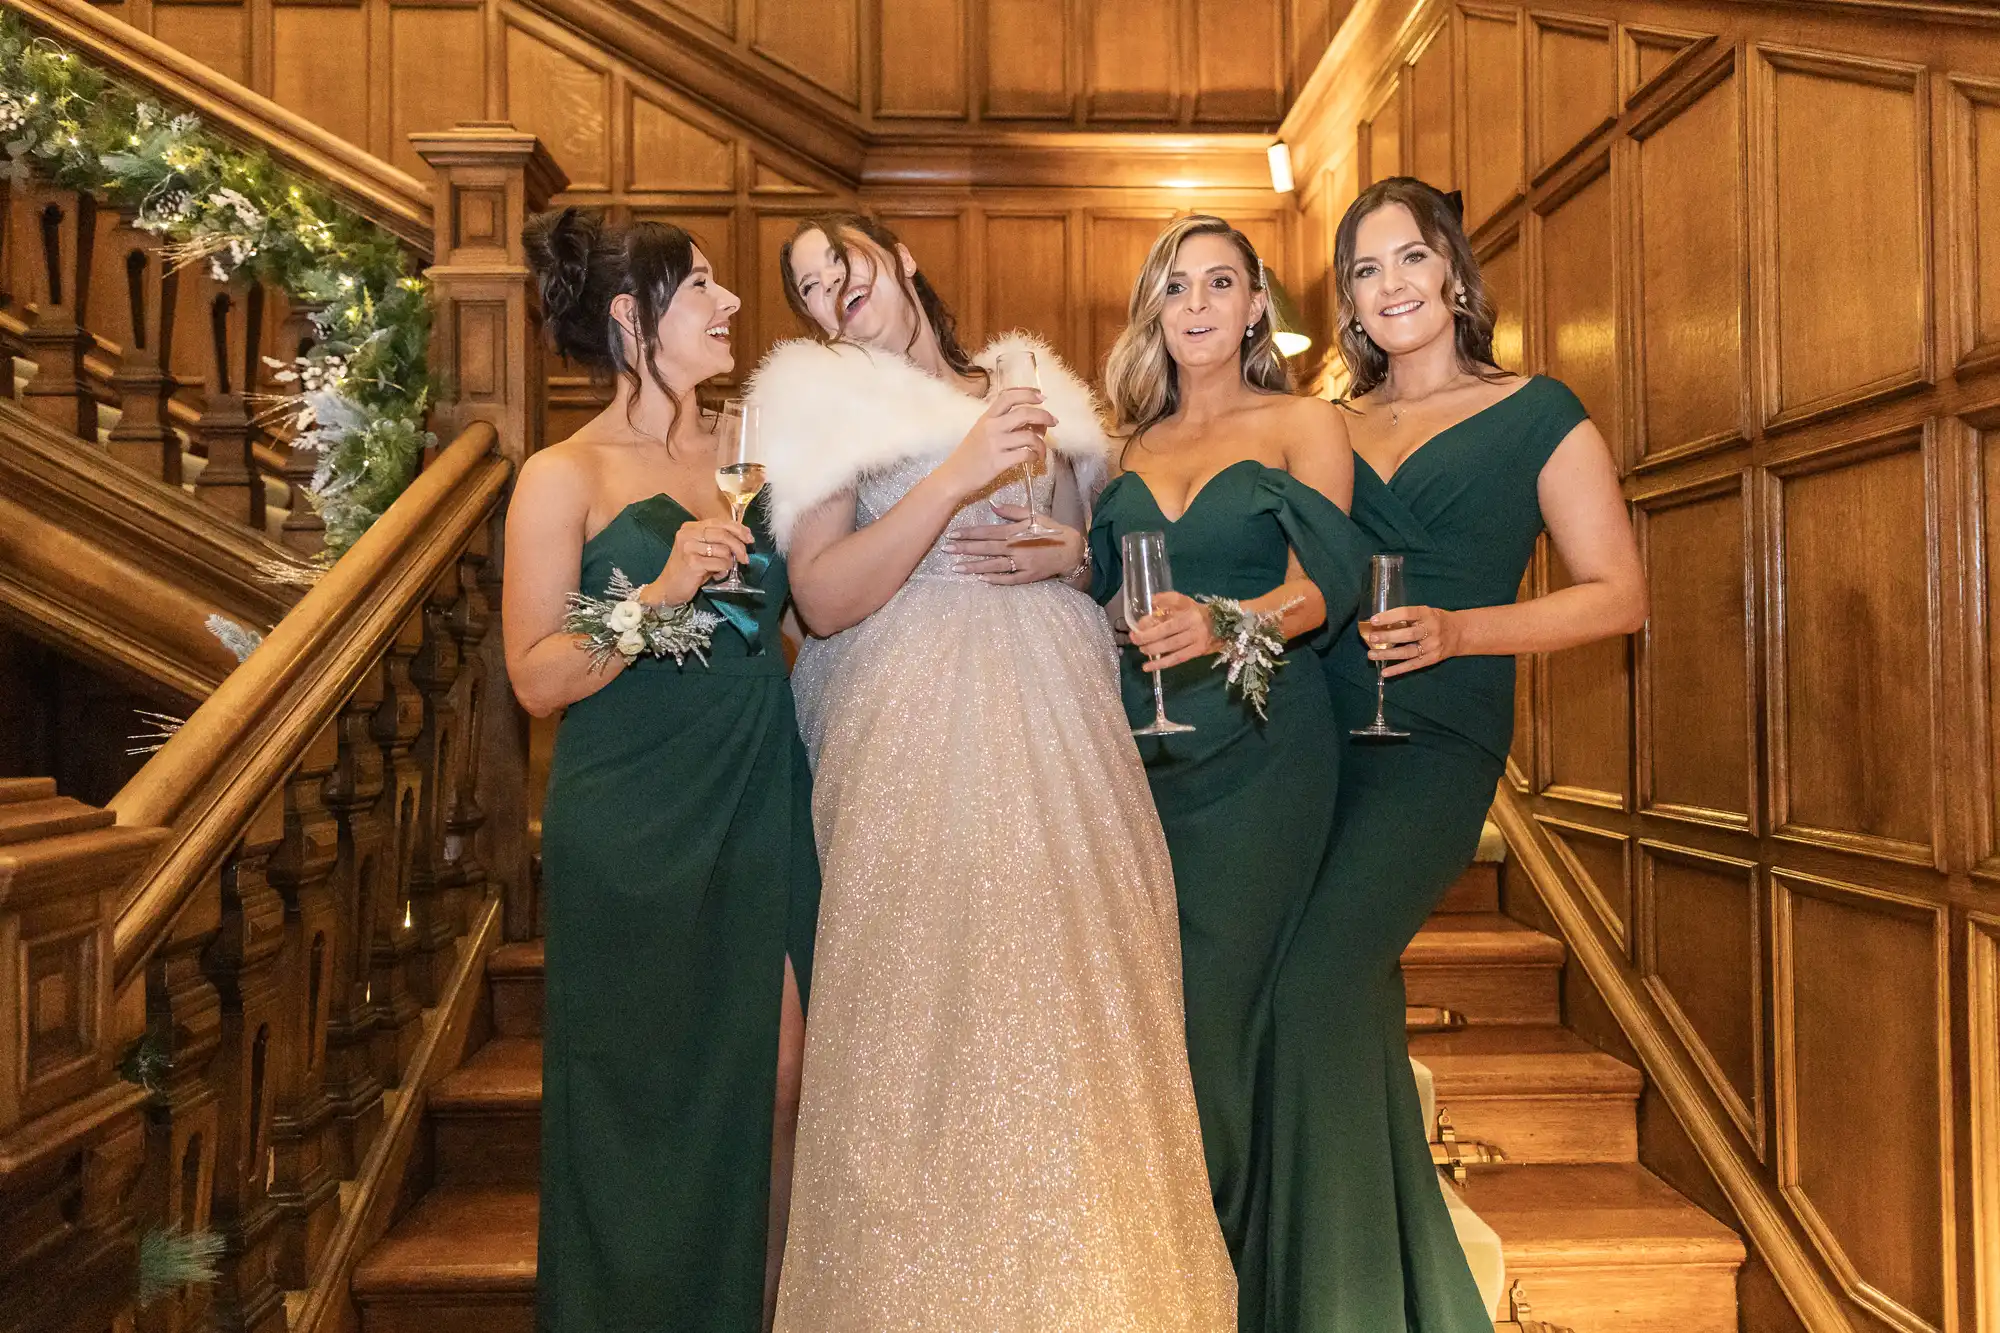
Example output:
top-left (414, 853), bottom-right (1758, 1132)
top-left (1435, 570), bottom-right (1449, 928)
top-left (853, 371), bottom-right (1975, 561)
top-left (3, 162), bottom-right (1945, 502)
top-left (524, 206), bottom-right (608, 364)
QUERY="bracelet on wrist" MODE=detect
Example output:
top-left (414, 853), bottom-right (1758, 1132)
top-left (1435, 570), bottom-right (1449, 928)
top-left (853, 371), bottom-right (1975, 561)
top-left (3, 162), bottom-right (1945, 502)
top-left (1199, 595), bottom-right (1301, 720)
top-left (564, 567), bottom-right (722, 671)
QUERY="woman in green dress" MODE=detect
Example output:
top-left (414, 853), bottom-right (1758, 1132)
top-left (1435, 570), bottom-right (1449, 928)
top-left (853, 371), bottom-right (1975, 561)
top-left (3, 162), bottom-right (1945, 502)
top-left (505, 209), bottom-right (818, 1333)
top-left (1266, 178), bottom-right (1647, 1330)
top-left (1088, 215), bottom-right (1370, 1331)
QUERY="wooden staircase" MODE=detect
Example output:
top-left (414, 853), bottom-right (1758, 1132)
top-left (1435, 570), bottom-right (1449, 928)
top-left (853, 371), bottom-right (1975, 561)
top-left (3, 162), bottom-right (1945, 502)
top-left (348, 861), bottom-right (1744, 1333)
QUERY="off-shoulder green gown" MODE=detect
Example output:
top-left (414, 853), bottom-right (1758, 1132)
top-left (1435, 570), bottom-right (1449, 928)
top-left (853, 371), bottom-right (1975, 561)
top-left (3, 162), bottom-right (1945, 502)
top-left (1090, 462), bottom-right (1369, 1332)
top-left (537, 494), bottom-right (819, 1333)
top-left (1268, 376), bottom-right (1593, 1331)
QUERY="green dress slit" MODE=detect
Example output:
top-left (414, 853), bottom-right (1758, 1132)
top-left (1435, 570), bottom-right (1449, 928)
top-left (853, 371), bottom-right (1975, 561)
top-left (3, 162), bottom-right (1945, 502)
top-left (536, 494), bottom-right (820, 1333)
top-left (1267, 376), bottom-right (1591, 1331)
top-left (1089, 462), bottom-right (1369, 1333)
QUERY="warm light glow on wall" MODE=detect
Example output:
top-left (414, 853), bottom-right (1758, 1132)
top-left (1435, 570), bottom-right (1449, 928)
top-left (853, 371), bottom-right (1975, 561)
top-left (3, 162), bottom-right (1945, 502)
top-left (1267, 142), bottom-right (1295, 193)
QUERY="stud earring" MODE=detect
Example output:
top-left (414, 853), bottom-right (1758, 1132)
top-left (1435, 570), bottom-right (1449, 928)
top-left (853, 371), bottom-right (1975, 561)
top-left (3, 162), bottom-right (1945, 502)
top-left (1351, 320), bottom-right (1364, 334)
top-left (1244, 326), bottom-right (1255, 339)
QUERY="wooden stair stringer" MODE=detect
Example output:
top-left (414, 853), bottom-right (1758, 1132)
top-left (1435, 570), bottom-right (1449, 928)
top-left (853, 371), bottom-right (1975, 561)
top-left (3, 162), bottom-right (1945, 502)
top-left (0, 397), bottom-right (301, 701)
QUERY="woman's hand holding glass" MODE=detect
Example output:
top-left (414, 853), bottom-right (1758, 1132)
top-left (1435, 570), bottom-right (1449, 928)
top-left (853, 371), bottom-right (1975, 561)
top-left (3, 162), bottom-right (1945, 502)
top-left (944, 502), bottom-right (1083, 584)
top-left (1364, 603), bottom-right (1462, 678)
top-left (641, 518), bottom-right (753, 606)
top-left (937, 387), bottom-right (1053, 501)
top-left (1127, 590), bottom-right (1223, 672)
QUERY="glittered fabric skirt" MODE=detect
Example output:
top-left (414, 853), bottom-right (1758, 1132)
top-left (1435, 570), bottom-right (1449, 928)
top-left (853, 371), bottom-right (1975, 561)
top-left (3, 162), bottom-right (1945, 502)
top-left (778, 576), bottom-right (1235, 1332)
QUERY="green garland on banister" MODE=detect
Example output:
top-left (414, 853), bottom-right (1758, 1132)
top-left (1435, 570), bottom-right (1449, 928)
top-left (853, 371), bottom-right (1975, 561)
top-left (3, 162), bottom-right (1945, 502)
top-left (0, 11), bottom-right (434, 554)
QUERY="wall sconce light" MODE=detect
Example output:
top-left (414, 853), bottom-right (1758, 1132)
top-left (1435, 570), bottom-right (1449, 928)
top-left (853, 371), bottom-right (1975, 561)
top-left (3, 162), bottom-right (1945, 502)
top-left (1267, 142), bottom-right (1295, 194)
top-left (1266, 275), bottom-right (1312, 357)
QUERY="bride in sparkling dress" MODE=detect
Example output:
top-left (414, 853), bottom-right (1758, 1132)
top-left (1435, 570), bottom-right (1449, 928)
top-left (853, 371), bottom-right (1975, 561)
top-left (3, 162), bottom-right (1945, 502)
top-left (748, 214), bottom-right (1234, 1332)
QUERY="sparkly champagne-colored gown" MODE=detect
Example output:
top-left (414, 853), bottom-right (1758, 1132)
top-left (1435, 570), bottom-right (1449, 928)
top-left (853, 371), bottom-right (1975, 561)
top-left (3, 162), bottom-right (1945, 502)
top-left (776, 451), bottom-right (1236, 1333)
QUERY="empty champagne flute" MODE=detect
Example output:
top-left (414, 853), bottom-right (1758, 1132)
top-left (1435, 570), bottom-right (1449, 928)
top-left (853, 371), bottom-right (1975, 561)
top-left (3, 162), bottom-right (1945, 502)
top-left (1350, 553), bottom-right (1411, 740)
top-left (709, 400), bottom-right (765, 596)
top-left (1123, 530), bottom-right (1196, 737)
top-left (992, 347), bottom-right (1061, 542)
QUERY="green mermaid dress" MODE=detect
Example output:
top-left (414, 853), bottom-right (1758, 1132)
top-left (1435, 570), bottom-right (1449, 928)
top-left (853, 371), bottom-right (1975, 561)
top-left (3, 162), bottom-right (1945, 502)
top-left (1268, 376), bottom-right (1592, 1331)
top-left (1089, 461), bottom-right (1369, 1332)
top-left (536, 494), bottom-right (819, 1333)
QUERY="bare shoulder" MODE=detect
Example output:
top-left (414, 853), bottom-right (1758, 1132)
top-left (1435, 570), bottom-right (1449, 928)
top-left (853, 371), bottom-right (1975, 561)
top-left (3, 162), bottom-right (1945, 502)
top-left (1271, 394), bottom-right (1352, 464)
top-left (513, 436), bottom-right (599, 517)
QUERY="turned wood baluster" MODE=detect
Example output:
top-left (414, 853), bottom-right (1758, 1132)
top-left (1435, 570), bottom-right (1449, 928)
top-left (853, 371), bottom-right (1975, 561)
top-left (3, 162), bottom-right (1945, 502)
top-left (316, 674), bottom-right (388, 1178)
top-left (443, 539), bottom-right (497, 931)
top-left (134, 909), bottom-right (223, 1333)
top-left (200, 801), bottom-right (288, 1333)
top-left (263, 724), bottom-right (343, 1287)
top-left (272, 297), bottom-right (326, 557)
top-left (104, 216), bottom-right (182, 486)
top-left (368, 617), bottom-right (426, 1084)
top-left (14, 181), bottom-right (99, 442)
top-left (402, 576), bottom-right (465, 1006)
top-left (188, 279), bottom-right (264, 531)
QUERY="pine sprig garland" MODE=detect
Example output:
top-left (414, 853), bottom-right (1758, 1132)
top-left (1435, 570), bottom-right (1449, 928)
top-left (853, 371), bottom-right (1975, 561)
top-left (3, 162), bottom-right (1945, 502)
top-left (0, 12), bottom-right (433, 554)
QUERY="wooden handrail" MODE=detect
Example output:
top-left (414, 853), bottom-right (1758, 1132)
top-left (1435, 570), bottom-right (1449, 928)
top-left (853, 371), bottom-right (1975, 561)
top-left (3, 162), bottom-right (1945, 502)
top-left (107, 420), bottom-right (506, 988)
top-left (4, 0), bottom-right (431, 251)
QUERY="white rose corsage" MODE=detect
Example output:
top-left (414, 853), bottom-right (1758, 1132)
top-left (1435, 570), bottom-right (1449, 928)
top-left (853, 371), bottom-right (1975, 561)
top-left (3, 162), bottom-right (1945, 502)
top-left (1201, 595), bottom-right (1301, 720)
top-left (564, 567), bottom-right (723, 671)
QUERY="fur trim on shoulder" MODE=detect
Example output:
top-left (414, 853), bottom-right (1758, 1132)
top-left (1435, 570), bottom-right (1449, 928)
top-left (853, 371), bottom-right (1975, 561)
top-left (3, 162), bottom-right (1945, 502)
top-left (745, 333), bottom-right (1110, 550)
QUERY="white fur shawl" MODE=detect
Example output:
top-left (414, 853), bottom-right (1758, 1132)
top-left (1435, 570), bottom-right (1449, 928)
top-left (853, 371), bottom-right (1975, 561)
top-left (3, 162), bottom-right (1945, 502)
top-left (745, 331), bottom-right (1111, 551)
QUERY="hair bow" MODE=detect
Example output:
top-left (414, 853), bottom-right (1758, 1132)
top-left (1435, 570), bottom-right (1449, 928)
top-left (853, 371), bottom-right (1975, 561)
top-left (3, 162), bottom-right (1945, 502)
top-left (1442, 189), bottom-right (1466, 223)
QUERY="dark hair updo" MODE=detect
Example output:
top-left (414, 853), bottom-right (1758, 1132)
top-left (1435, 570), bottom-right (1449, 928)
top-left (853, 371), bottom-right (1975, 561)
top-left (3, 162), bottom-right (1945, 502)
top-left (523, 206), bottom-right (700, 432)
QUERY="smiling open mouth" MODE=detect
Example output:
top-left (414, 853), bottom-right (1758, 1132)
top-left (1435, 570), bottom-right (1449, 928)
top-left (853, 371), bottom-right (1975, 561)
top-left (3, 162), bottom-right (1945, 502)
top-left (1379, 300), bottom-right (1424, 317)
top-left (843, 285), bottom-right (871, 316)
top-left (706, 323), bottom-right (731, 340)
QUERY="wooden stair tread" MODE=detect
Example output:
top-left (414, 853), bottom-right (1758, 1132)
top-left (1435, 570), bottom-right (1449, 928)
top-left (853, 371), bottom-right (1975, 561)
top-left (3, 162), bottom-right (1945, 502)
top-left (487, 941), bottom-right (544, 977)
top-left (1412, 1027), bottom-right (1642, 1097)
top-left (0, 777), bottom-right (57, 805)
top-left (0, 794), bottom-right (115, 845)
top-left (1458, 1164), bottom-right (1744, 1265)
top-left (431, 1037), bottom-right (541, 1112)
top-left (352, 1185), bottom-right (538, 1295)
top-left (1403, 913), bottom-right (1565, 966)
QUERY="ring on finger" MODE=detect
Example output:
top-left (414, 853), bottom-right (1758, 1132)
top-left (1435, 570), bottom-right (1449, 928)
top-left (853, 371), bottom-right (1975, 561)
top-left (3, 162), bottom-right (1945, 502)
top-left (1008, 556), bottom-right (1018, 573)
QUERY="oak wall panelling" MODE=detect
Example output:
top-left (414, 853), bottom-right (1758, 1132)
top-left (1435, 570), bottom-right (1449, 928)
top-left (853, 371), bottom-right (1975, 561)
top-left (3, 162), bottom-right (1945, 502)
top-left (117, 0), bottom-right (1299, 137)
top-left (1283, 1), bottom-right (2000, 1330)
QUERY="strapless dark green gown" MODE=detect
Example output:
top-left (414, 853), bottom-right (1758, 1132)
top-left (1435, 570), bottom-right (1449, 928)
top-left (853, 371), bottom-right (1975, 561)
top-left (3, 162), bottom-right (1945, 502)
top-left (1268, 376), bottom-right (1591, 1331)
top-left (537, 494), bottom-right (819, 1333)
top-left (1089, 461), bottom-right (1368, 1332)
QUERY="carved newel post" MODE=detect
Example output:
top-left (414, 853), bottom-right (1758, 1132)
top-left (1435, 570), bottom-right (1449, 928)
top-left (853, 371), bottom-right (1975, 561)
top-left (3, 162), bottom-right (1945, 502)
top-left (412, 123), bottom-right (567, 941)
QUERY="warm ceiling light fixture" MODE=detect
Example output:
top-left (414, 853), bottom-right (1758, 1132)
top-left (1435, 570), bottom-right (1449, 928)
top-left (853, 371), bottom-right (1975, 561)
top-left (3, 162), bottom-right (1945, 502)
top-left (1267, 142), bottom-right (1295, 193)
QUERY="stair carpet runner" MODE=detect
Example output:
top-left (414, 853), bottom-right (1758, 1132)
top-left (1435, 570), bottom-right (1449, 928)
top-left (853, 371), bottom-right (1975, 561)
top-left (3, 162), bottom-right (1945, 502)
top-left (352, 854), bottom-right (1745, 1333)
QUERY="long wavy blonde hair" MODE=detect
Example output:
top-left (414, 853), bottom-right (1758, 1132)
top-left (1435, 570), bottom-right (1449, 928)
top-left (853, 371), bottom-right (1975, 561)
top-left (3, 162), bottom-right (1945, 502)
top-left (1103, 215), bottom-right (1292, 444)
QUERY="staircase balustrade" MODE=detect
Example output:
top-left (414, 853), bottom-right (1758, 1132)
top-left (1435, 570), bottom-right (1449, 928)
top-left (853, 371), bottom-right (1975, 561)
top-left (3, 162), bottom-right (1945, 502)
top-left (0, 18), bottom-right (561, 1320)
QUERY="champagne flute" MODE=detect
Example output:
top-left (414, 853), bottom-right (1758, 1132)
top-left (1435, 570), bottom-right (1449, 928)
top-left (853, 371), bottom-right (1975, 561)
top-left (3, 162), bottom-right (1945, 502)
top-left (992, 348), bottom-right (1061, 543)
top-left (710, 400), bottom-right (765, 597)
top-left (1350, 553), bottom-right (1411, 740)
top-left (1123, 531), bottom-right (1196, 737)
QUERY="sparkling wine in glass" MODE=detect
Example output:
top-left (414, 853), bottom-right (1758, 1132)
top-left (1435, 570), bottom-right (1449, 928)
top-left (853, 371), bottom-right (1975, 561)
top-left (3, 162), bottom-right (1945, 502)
top-left (1123, 531), bottom-right (1196, 737)
top-left (992, 348), bottom-right (1061, 543)
top-left (1350, 553), bottom-right (1411, 740)
top-left (710, 400), bottom-right (765, 597)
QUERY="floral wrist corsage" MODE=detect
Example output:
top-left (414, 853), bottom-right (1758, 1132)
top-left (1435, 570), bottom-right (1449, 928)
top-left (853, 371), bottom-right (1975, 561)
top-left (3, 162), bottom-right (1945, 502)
top-left (1200, 595), bottom-right (1300, 720)
top-left (564, 567), bottom-right (722, 671)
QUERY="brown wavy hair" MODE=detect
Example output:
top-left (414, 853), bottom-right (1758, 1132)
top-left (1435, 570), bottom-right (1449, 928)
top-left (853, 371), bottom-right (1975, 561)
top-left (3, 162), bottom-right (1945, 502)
top-left (1103, 214), bottom-right (1292, 443)
top-left (1331, 177), bottom-right (1506, 399)
top-left (777, 213), bottom-right (986, 385)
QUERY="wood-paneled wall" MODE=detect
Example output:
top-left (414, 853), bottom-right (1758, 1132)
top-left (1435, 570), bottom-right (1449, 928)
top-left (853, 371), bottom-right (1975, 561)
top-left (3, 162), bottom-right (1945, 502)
top-left (1286, 3), bottom-right (2000, 1331)
top-left (93, 0), bottom-right (1303, 427)
top-left (96, 0), bottom-right (1303, 141)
